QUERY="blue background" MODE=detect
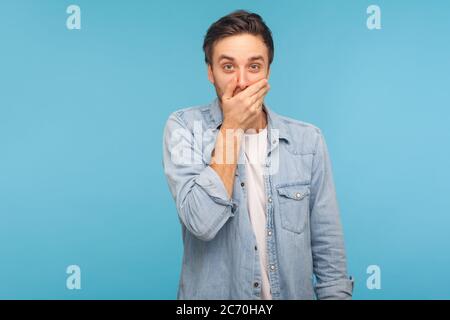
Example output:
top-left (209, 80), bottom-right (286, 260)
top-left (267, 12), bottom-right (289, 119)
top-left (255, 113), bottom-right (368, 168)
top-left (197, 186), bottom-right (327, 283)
top-left (1, 0), bottom-right (449, 299)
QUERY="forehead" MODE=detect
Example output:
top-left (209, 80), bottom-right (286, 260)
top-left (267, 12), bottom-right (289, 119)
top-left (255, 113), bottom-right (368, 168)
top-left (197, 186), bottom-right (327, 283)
top-left (212, 33), bottom-right (269, 62)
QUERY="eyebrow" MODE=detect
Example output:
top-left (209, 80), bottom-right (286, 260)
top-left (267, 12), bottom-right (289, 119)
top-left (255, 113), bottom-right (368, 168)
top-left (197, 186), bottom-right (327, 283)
top-left (218, 55), bottom-right (265, 63)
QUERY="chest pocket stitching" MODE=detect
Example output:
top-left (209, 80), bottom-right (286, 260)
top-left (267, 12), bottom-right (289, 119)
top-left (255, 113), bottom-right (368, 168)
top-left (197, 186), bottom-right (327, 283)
top-left (276, 184), bottom-right (310, 234)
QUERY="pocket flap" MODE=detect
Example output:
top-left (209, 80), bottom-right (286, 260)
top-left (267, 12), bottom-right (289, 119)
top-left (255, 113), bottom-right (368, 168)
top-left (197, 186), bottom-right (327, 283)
top-left (276, 184), bottom-right (310, 200)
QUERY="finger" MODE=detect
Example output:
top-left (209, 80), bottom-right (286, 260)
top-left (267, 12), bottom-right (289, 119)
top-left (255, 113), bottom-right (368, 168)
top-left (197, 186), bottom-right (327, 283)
top-left (238, 78), bottom-right (268, 98)
top-left (222, 76), bottom-right (238, 100)
top-left (249, 83), bottom-right (270, 106)
top-left (249, 94), bottom-right (266, 113)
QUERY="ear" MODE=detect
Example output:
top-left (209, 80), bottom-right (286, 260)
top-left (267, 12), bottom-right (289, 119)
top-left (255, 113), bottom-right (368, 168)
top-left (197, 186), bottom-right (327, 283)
top-left (266, 66), bottom-right (271, 80)
top-left (207, 64), bottom-right (215, 84)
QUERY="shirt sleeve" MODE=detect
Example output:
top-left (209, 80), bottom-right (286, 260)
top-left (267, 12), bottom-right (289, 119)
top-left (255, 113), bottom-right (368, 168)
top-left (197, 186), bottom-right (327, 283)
top-left (162, 112), bottom-right (237, 242)
top-left (310, 131), bottom-right (354, 300)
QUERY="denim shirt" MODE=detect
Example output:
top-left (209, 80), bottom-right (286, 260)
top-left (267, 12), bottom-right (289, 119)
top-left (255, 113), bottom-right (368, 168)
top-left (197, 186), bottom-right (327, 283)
top-left (162, 98), bottom-right (354, 300)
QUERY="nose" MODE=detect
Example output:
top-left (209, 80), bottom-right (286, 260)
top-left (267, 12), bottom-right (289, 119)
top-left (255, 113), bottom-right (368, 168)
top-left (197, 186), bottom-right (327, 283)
top-left (236, 70), bottom-right (250, 91)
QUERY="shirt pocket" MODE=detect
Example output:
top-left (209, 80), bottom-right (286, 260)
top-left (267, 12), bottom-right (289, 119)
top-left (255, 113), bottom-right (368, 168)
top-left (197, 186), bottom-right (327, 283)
top-left (276, 184), bottom-right (310, 234)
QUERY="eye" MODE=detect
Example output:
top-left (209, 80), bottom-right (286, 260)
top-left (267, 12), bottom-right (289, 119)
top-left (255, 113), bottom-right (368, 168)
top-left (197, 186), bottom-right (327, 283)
top-left (249, 64), bottom-right (261, 72)
top-left (222, 64), bottom-right (234, 72)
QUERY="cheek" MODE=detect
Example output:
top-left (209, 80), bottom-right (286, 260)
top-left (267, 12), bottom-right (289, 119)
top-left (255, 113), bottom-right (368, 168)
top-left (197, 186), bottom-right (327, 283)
top-left (247, 74), bottom-right (266, 86)
top-left (247, 68), bottom-right (269, 82)
top-left (214, 75), bottom-right (234, 92)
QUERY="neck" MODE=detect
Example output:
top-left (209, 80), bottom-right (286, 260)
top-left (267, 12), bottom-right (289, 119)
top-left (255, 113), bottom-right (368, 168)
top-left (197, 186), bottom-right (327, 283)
top-left (247, 108), bottom-right (267, 133)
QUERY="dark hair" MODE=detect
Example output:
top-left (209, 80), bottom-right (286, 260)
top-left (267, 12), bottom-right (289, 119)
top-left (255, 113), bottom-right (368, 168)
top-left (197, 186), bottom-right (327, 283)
top-left (203, 10), bottom-right (274, 65)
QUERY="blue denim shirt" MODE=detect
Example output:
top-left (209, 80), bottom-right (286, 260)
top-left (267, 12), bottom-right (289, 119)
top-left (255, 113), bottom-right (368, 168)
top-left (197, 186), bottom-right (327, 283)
top-left (163, 98), bottom-right (353, 300)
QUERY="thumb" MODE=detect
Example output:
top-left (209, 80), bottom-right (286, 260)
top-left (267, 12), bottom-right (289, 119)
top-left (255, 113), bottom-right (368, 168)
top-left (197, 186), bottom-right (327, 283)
top-left (222, 76), bottom-right (237, 100)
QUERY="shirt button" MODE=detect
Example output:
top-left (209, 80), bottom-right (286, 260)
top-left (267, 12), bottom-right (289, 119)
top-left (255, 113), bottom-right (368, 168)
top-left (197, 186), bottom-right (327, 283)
top-left (268, 230), bottom-right (272, 236)
top-left (270, 265), bottom-right (275, 271)
top-left (241, 182), bottom-right (245, 187)
top-left (268, 197), bottom-right (272, 203)
top-left (295, 192), bottom-right (301, 198)
top-left (254, 245), bottom-right (258, 251)
top-left (253, 282), bottom-right (259, 288)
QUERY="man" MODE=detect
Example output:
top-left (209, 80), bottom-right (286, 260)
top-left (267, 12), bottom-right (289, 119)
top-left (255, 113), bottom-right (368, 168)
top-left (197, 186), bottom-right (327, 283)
top-left (163, 10), bottom-right (353, 300)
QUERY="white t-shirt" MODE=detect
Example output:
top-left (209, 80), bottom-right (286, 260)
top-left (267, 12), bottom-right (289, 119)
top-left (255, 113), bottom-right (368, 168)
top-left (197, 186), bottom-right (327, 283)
top-left (242, 127), bottom-right (272, 300)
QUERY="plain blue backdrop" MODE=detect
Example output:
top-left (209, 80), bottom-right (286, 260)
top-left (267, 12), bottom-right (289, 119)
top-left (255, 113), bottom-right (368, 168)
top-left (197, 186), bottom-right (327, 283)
top-left (1, 0), bottom-right (449, 299)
